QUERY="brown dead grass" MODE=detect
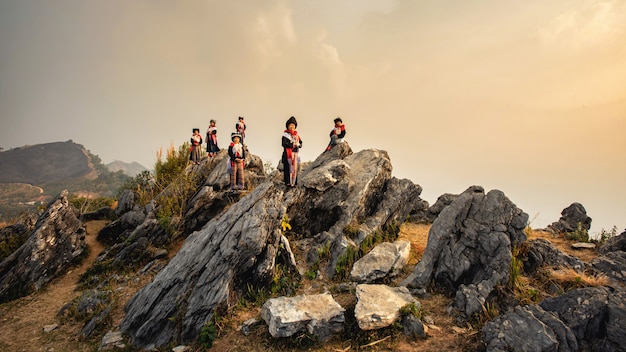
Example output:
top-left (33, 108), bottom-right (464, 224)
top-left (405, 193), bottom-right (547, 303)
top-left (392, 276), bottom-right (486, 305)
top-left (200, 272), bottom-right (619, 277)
top-left (527, 229), bottom-right (600, 263)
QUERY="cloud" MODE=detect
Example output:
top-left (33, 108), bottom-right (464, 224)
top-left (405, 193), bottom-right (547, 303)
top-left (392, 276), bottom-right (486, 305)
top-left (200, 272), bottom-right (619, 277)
top-left (538, 0), bottom-right (626, 48)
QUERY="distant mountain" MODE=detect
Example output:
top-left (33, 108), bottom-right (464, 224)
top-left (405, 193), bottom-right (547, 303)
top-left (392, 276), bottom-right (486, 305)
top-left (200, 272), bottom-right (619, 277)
top-left (106, 160), bottom-right (148, 177)
top-left (0, 141), bottom-right (96, 185)
top-left (0, 141), bottom-right (130, 221)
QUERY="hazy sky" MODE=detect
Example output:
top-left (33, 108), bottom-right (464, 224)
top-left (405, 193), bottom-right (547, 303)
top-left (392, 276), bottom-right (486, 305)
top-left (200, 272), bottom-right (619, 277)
top-left (1, 0), bottom-right (625, 233)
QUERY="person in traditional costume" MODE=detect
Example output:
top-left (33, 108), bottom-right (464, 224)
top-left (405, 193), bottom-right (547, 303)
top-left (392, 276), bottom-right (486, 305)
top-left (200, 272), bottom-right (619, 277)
top-left (206, 119), bottom-right (220, 156)
top-left (281, 116), bottom-right (302, 187)
top-left (325, 117), bottom-right (346, 151)
top-left (228, 132), bottom-right (246, 190)
top-left (235, 116), bottom-right (246, 144)
top-left (190, 128), bottom-right (203, 165)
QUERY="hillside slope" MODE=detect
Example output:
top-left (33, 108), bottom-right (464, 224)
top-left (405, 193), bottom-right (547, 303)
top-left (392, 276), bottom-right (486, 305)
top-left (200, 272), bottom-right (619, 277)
top-left (0, 141), bottom-right (94, 184)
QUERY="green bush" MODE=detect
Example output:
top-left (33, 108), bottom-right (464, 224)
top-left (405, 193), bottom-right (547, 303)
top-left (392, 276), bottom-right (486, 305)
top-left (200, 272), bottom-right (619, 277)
top-left (566, 222), bottom-right (589, 242)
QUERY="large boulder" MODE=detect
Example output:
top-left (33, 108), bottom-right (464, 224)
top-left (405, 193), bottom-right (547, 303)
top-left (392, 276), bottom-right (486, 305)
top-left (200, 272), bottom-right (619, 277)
top-left (261, 293), bottom-right (345, 341)
top-left (547, 203), bottom-right (592, 235)
top-left (354, 284), bottom-right (418, 330)
top-left (483, 304), bottom-right (578, 352)
top-left (119, 147), bottom-right (428, 348)
top-left (350, 240), bottom-right (410, 283)
top-left (522, 238), bottom-right (585, 273)
top-left (401, 186), bottom-right (528, 318)
top-left (0, 191), bottom-right (86, 303)
top-left (539, 286), bottom-right (626, 352)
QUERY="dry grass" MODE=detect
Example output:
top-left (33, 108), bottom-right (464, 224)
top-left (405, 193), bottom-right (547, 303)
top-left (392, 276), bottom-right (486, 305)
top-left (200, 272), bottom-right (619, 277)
top-left (550, 268), bottom-right (610, 288)
top-left (398, 223), bottom-right (430, 265)
top-left (527, 229), bottom-right (600, 262)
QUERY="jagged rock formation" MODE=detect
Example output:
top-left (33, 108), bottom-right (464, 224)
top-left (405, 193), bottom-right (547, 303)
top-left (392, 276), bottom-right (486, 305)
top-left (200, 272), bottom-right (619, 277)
top-left (591, 229), bottom-right (626, 285)
top-left (547, 202), bottom-right (592, 234)
top-left (410, 193), bottom-right (457, 224)
top-left (401, 186), bottom-right (528, 319)
top-left (119, 143), bottom-right (428, 348)
top-left (261, 293), bottom-right (345, 341)
top-left (599, 229), bottom-right (626, 254)
top-left (483, 286), bottom-right (626, 351)
top-left (483, 304), bottom-right (578, 352)
top-left (0, 190), bottom-right (86, 303)
top-left (522, 238), bottom-right (585, 273)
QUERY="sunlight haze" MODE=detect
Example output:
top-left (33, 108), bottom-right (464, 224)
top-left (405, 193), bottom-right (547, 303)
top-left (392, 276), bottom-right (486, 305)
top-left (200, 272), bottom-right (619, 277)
top-left (1, 0), bottom-right (624, 233)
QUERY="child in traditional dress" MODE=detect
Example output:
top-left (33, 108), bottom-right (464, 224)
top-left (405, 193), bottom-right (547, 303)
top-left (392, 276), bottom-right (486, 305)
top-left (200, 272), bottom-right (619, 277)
top-left (281, 116), bottom-right (302, 187)
top-left (235, 116), bottom-right (246, 144)
top-left (325, 117), bottom-right (346, 151)
top-left (228, 132), bottom-right (246, 190)
top-left (190, 128), bottom-right (203, 165)
top-left (206, 119), bottom-right (219, 157)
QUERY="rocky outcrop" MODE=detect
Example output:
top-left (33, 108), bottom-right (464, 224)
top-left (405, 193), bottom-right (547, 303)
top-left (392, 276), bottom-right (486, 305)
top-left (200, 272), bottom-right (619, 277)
top-left (522, 238), bottom-right (585, 273)
top-left (547, 203), bottom-right (592, 235)
top-left (0, 191), bottom-right (86, 303)
top-left (539, 286), bottom-right (626, 352)
top-left (401, 186), bottom-right (528, 319)
top-left (483, 304), bottom-right (578, 352)
top-left (591, 251), bottom-right (626, 285)
top-left (350, 240), bottom-right (410, 283)
top-left (354, 284), bottom-right (418, 330)
top-left (261, 293), bottom-right (345, 341)
top-left (119, 145), bottom-right (428, 349)
top-left (599, 229), bottom-right (626, 254)
top-left (410, 193), bottom-right (457, 224)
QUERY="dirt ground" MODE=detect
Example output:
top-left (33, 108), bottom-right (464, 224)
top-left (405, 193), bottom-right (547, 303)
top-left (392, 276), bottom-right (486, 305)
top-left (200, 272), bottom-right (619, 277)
top-left (0, 221), bottom-right (108, 352)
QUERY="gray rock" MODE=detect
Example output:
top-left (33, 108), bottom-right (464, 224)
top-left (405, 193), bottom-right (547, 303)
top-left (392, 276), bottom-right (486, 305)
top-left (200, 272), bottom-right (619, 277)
top-left (599, 229), bottom-right (626, 254)
top-left (0, 190), bottom-right (86, 303)
top-left (402, 314), bottom-right (426, 339)
top-left (523, 238), bottom-right (585, 273)
top-left (354, 284), bottom-right (418, 330)
top-left (115, 189), bottom-right (138, 217)
top-left (401, 186), bottom-right (528, 318)
top-left (261, 293), bottom-right (345, 341)
top-left (590, 251), bottom-right (626, 284)
top-left (411, 193), bottom-right (458, 224)
top-left (571, 242), bottom-right (596, 249)
top-left (547, 203), bottom-right (592, 235)
top-left (350, 240), bottom-right (410, 283)
top-left (99, 331), bottom-right (125, 351)
top-left (241, 318), bottom-right (260, 336)
top-left (539, 286), bottom-right (626, 352)
top-left (43, 324), bottom-right (59, 333)
top-left (483, 304), bottom-right (578, 352)
top-left (119, 147), bottom-right (428, 348)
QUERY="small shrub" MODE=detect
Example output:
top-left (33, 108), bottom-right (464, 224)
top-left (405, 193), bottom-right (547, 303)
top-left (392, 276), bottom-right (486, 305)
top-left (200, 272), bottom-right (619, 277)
top-left (198, 320), bottom-right (217, 349)
top-left (399, 303), bottom-right (423, 319)
top-left (566, 222), bottom-right (589, 242)
top-left (594, 226), bottom-right (618, 245)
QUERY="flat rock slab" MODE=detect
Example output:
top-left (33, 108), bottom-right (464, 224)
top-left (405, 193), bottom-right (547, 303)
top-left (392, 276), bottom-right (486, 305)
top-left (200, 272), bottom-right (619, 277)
top-left (355, 284), bottom-right (418, 330)
top-left (350, 240), bottom-right (411, 283)
top-left (571, 242), bottom-right (596, 249)
top-left (261, 293), bottom-right (345, 341)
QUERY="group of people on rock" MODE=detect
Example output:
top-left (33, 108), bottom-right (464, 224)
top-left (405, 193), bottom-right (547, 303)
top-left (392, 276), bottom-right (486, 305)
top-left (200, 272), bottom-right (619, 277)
top-left (189, 116), bottom-right (346, 190)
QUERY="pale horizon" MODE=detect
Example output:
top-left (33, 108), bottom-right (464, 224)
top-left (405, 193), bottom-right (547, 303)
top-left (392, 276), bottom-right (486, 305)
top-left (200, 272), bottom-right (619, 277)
top-left (1, 0), bottom-right (624, 233)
